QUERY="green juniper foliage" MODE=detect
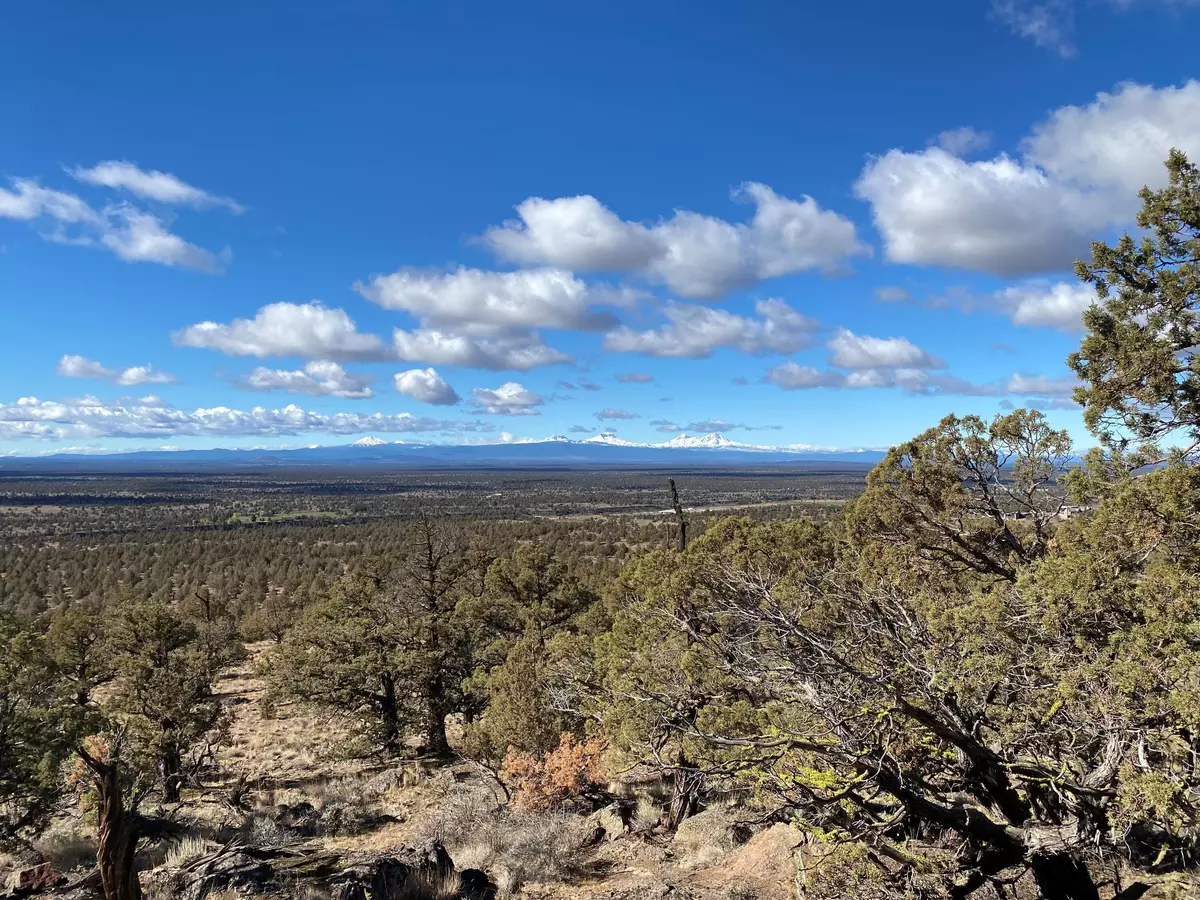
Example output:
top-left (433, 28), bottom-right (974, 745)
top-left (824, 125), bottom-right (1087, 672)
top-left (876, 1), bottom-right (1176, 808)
top-left (1072, 149), bottom-right (1200, 461)
top-left (0, 615), bottom-right (76, 846)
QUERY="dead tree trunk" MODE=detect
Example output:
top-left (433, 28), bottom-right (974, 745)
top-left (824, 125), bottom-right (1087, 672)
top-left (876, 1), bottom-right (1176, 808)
top-left (424, 683), bottom-right (450, 758)
top-left (665, 760), bottom-right (703, 830)
top-left (379, 673), bottom-right (403, 757)
top-left (665, 480), bottom-right (700, 829)
top-left (160, 747), bottom-right (182, 804)
top-left (79, 749), bottom-right (142, 900)
top-left (668, 479), bottom-right (688, 551)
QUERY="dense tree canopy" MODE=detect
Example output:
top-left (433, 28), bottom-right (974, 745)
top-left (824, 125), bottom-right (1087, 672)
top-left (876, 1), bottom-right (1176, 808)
top-left (0, 615), bottom-right (74, 846)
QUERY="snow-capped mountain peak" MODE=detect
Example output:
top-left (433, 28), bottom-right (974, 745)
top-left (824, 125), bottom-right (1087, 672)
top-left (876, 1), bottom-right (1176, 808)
top-left (583, 431), bottom-right (641, 447)
top-left (350, 436), bottom-right (387, 447)
top-left (660, 432), bottom-right (743, 449)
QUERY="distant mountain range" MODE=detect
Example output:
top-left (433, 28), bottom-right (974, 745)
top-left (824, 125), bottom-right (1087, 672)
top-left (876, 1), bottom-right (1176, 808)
top-left (346, 431), bottom-right (779, 452)
top-left (2, 432), bottom-right (886, 470)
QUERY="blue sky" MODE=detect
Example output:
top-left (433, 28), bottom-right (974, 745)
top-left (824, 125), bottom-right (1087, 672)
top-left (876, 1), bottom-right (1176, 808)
top-left (2, 1), bottom-right (1199, 454)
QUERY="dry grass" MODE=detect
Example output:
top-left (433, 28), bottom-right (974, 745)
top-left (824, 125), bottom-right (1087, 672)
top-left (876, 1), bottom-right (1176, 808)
top-left (630, 797), bottom-right (663, 835)
top-left (32, 822), bottom-right (95, 874)
top-left (214, 643), bottom-right (374, 790)
top-left (395, 869), bottom-right (463, 900)
top-left (164, 833), bottom-right (217, 868)
top-left (412, 782), bottom-right (592, 897)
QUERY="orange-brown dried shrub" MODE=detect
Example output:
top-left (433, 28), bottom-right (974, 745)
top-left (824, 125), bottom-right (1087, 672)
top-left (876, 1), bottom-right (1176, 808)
top-left (501, 732), bottom-right (606, 810)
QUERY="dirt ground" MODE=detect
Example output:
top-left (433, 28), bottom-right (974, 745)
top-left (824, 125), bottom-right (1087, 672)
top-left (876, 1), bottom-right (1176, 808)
top-left (3, 644), bottom-right (804, 900)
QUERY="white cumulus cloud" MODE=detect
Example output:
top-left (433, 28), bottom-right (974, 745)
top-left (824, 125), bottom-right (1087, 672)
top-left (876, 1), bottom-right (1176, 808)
top-left (57, 355), bottom-right (177, 386)
top-left (356, 266), bottom-right (618, 334)
top-left (764, 363), bottom-right (845, 391)
top-left (766, 365), bottom-right (995, 395)
top-left (826, 329), bottom-right (943, 370)
top-left (99, 204), bottom-right (224, 271)
top-left (1023, 81), bottom-right (1200, 197)
top-left (394, 368), bottom-right (461, 405)
top-left (470, 382), bottom-right (546, 416)
top-left (1006, 372), bottom-right (1080, 396)
top-left (604, 298), bottom-right (817, 359)
top-left (392, 328), bottom-right (570, 371)
top-left (766, 362), bottom-right (1081, 401)
top-left (57, 356), bottom-right (116, 380)
top-left (355, 267), bottom-right (599, 371)
top-left (243, 360), bottom-right (374, 398)
top-left (175, 302), bottom-right (388, 361)
top-left (594, 408), bottom-right (641, 421)
top-left (855, 148), bottom-right (1109, 276)
top-left (482, 183), bottom-right (868, 300)
top-left (0, 177), bottom-right (224, 271)
top-left (855, 81), bottom-right (1200, 277)
top-left (0, 179), bottom-right (99, 224)
top-left (991, 281), bottom-right (1097, 331)
top-left (114, 365), bottom-right (177, 387)
top-left (0, 395), bottom-right (492, 441)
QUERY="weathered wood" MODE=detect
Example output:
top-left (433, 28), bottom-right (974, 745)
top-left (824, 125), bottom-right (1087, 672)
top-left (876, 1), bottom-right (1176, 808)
top-left (159, 838), bottom-right (488, 900)
top-left (668, 478), bottom-right (688, 551)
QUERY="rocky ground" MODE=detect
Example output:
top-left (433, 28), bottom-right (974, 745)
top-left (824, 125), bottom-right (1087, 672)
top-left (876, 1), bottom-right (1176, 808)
top-left (1, 645), bottom-right (806, 900)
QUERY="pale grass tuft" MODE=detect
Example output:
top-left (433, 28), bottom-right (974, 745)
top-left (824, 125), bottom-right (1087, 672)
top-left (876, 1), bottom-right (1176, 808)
top-left (493, 867), bottom-right (521, 900)
top-left (630, 796), bottom-right (662, 834)
top-left (412, 783), bottom-right (590, 894)
top-left (165, 833), bottom-right (214, 868)
top-left (243, 814), bottom-right (287, 846)
top-left (397, 868), bottom-right (462, 900)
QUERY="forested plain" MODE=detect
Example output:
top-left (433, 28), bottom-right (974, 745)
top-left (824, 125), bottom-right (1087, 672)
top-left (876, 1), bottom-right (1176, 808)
top-left (2, 153), bottom-right (1200, 900)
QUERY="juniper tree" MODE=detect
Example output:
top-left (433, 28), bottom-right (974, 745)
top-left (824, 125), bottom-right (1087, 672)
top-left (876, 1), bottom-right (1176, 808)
top-left (269, 570), bottom-right (410, 756)
top-left (1071, 149), bottom-right (1200, 461)
top-left (2, 599), bottom-right (224, 900)
top-left (599, 488), bottom-right (1200, 900)
top-left (270, 517), bottom-right (472, 757)
top-left (389, 514), bottom-right (471, 756)
top-left (105, 600), bottom-right (226, 804)
top-left (845, 409), bottom-right (1072, 586)
top-left (465, 541), bottom-right (595, 667)
top-left (462, 541), bottom-right (597, 760)
top-left (0, 614), bottom-right (75, 847)
top-left (46, 602), bottom-right (113, 707)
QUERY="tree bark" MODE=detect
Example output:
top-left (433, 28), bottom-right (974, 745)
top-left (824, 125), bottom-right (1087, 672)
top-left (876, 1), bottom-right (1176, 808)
top-left (380, 674), bottom-right (402, 756)
top-left (85, 754), bottom-right (141, 900)
top-left (664, 748), bottom-right (703, 830)
top-left (425, 688), bottom-right (449, 758)
top-left (668, 479), bottom-right (688, 551)
top-left (160, 748), bottom-right (182, 804)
